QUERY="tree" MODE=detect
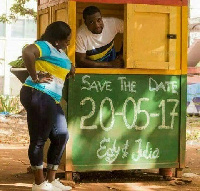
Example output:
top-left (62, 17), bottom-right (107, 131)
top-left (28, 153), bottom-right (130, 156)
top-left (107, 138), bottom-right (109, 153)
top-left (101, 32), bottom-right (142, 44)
top-left (0, 0), bottom-right (37, 23)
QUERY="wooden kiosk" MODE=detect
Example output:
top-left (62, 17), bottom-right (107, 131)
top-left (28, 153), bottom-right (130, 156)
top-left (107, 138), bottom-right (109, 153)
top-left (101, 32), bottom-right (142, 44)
top-left (39, 0), bottom-right (188, 179)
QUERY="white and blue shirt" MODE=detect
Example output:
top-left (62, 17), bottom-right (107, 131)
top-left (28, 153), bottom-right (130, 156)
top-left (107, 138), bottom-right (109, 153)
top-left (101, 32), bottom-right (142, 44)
top-left (24, 41), bottom-right (71, 103)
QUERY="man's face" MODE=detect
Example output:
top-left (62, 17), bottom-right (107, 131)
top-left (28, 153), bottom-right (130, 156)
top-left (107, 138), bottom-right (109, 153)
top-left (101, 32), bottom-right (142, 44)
top-left (85, 12), bottom-right (104, 34)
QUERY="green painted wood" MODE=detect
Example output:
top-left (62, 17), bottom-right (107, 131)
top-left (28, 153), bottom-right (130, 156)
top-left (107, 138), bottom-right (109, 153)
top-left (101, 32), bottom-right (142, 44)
top-left (67, 74), bottom-right (184, 171)
top-left (179, 75), bottom-right (187, 168)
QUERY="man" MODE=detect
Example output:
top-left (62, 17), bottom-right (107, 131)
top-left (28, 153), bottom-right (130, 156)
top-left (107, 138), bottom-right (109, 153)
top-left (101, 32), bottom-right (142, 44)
top-left (76, 6), bottom-right (124, 68)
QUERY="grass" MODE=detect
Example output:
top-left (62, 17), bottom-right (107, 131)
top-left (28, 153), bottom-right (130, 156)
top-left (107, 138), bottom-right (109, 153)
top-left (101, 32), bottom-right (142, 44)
top-left (186, 116), bottom-right (200, 141)
top-left (0, 95), bottom-right (23, 114)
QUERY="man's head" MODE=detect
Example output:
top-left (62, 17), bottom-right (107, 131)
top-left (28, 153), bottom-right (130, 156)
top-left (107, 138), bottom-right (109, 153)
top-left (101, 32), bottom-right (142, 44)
top-left (83, 6), bottom-right (104, 34)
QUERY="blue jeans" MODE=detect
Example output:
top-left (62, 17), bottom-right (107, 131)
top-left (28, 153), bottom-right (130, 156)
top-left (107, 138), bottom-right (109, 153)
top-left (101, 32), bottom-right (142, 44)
top-left (20, 86), bottom-right (69, 170)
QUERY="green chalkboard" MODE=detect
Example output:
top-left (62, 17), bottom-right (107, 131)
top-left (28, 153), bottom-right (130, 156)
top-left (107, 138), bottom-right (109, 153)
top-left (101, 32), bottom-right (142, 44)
top-left (67, 74), bottom-right (182, 171)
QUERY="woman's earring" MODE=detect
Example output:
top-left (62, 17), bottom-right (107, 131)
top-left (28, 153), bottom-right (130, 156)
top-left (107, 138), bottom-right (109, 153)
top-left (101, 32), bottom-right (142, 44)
top-left (56, 42), bottom-right (58, 46)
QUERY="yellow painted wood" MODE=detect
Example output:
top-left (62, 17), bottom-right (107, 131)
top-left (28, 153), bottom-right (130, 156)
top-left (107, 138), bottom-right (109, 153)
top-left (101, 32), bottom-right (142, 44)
top-left (76, 2), bottom-right (124, 13)
top-left (168, 6), bottom-right (178, 70)
top-left (124, 4), bottom-right (132, 68)
top-left (51, 2), bottom-right (76, 64)
top-left (175, 7), bottom-right (181, 71)
top-left (125, 4), bottom-right (180, 70)
top-left (65, 134), bottom-right (73, 171)
top-left (75, 68), bottom-right (182, 75)
top-left (133, 61), bottom-right (169, 69)
top-left (37, 8), bottom-right (51, 38)
top-left (52, 3), bottom-right (68, 23)
top-left (67, 1), bottom-right (76, 64)
top-left (181, 6), bottom-right (188, 75)
top-left (51, 2), bottom-right (69, 60)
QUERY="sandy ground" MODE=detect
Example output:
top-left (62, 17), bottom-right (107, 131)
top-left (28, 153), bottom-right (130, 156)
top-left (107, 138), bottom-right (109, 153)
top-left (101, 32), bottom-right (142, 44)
top-left (0, 115), bottom-right (199, 191)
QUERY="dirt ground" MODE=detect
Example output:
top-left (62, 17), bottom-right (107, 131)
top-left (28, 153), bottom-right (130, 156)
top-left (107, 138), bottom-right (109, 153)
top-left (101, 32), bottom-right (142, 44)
top-left (0, 114), bottom-right (199, 191)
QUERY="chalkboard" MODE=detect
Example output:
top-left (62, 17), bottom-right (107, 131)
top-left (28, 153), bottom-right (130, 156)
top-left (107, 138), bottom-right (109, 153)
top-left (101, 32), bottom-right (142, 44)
top-left (67, 74), bottom-right (182, 171)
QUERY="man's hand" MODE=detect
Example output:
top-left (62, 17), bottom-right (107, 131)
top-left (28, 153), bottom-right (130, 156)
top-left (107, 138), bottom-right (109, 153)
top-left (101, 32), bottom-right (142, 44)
top-left (110, 55), bottom-right (124, 68)
top-left (76, 52), bottom-right (124, 68)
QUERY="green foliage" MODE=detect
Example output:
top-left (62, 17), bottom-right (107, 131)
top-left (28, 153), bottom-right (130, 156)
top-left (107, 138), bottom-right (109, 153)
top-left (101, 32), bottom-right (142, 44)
top-left (0, 13), bottom-right (16, 23)
top-left (0, 95), bottom-right (22, 114)
top-left (0, 0), bottom-right (37, 23)
top-left (8, 56), bottom-right (25, 68)
top-left (9, 44), bottom-right (28, 68)
top-left (186, 116), bottom-right (200, 141)
top-left (186, 129), bottom-right (200, 141)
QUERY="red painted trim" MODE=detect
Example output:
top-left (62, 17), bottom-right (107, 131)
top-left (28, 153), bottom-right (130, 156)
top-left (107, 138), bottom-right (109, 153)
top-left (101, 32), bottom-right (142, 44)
top-left (38, 4), bottom-right (49, 10)
top-left (38, 0), bottom-right (188, 10)
top-left (38, 0), bottom-right (49, 5)
top-left (38, 0), bottom-right (68, 10)
top-left (182, 0), bottom-right (188, 6)
top-left (72, 0), bottom-right (188, 6)
top-left (188, 67), bottom-right (200, 75)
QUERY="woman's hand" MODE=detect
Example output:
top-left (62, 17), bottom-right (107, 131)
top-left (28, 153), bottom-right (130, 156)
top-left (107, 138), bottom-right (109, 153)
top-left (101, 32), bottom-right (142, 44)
top-left (66, 64), bottom-right (75, 80)
top-left (37, 71), bottom-right (53, 83)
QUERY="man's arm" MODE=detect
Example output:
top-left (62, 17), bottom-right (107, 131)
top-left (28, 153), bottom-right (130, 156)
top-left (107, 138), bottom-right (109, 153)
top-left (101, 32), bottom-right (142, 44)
top-left (76, 52), bottom-right (124, 68)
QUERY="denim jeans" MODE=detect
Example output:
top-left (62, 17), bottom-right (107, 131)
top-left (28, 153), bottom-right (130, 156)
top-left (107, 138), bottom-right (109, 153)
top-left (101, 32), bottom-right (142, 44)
top-left (20, 86), bottom-right (69, 170)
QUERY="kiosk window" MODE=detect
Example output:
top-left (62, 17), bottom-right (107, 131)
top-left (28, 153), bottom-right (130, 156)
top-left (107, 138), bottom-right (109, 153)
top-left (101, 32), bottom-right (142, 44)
top-left (0, 23), bottom-right (6, 37)
top-left (75, 3), bottom-right (124, 68)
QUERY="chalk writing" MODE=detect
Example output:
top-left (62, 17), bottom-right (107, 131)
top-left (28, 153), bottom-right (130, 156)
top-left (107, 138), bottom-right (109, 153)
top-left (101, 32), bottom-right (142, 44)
top-left (79, 76), bottom-right (179, 130)
top-left (80, 97), bottom-right (97, 129)
top-left (150, 113), bottom-right (160, 117)
top-left (80, 97), bottom-right (179, 130)
top-left (82, 75), bottom-right (112, 92)
top-left (100, 97), bottom-right (115, 131)
top-left (97, 138), bottom-right (160, 164)
top-left (135, 98), bottom-right (150, 130)
top-left (122, 140), bottom-right (129, 159)
top-left (149, 77), bottom-right (178, 94)
top-left (122, 97), bottom-right (137, 129)
top-left (118, 77), bottom-right (137, 93)
top-left (168, 99), bottom-right (179, 129)
top-left (132, 139), bottom-right (160, 161)
top-left (158, 99), bottom-right (179, 129)
top-left (97, 138), bottom-right (120, 164)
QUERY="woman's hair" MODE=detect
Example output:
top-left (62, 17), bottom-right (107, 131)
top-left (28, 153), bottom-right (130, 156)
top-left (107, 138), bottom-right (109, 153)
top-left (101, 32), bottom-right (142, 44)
top-left (38, 21), bottom-right (71, 46)
top-left (83, 6), bottom-right (101, 21)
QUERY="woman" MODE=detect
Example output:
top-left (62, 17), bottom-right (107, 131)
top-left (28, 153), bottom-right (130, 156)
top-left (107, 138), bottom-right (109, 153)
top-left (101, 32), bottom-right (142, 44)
top-left (20, 21), bottom-right (75, 191)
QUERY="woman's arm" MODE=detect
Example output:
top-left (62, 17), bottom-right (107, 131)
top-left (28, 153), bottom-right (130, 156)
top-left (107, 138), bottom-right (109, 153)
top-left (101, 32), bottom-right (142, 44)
top-left (22, 44), bottom-right (53, 83)
top-left (22, 44), bottom-right (40, 82)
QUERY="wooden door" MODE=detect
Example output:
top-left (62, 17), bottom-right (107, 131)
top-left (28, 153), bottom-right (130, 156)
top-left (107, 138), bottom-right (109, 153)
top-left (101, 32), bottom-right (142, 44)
top-left (124, 4), bottom-right (181, 70)
top-left (37, 8), bottom-right (51, 38)
top-left (52, 3), bottom-right (68, 23)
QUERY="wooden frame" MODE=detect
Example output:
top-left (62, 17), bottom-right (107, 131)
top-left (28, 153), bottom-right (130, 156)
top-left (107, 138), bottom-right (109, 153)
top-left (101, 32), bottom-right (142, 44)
top-left (37, 0), bottom-right (188, 180)
top-left (73, 0), bottom-right (188, 6)
top-left (37, 8), bottom-right (52, 38)
top-left (181, 6), bottom-right (188, 75)
top-left (52, 3), bottom-right (68, 23)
